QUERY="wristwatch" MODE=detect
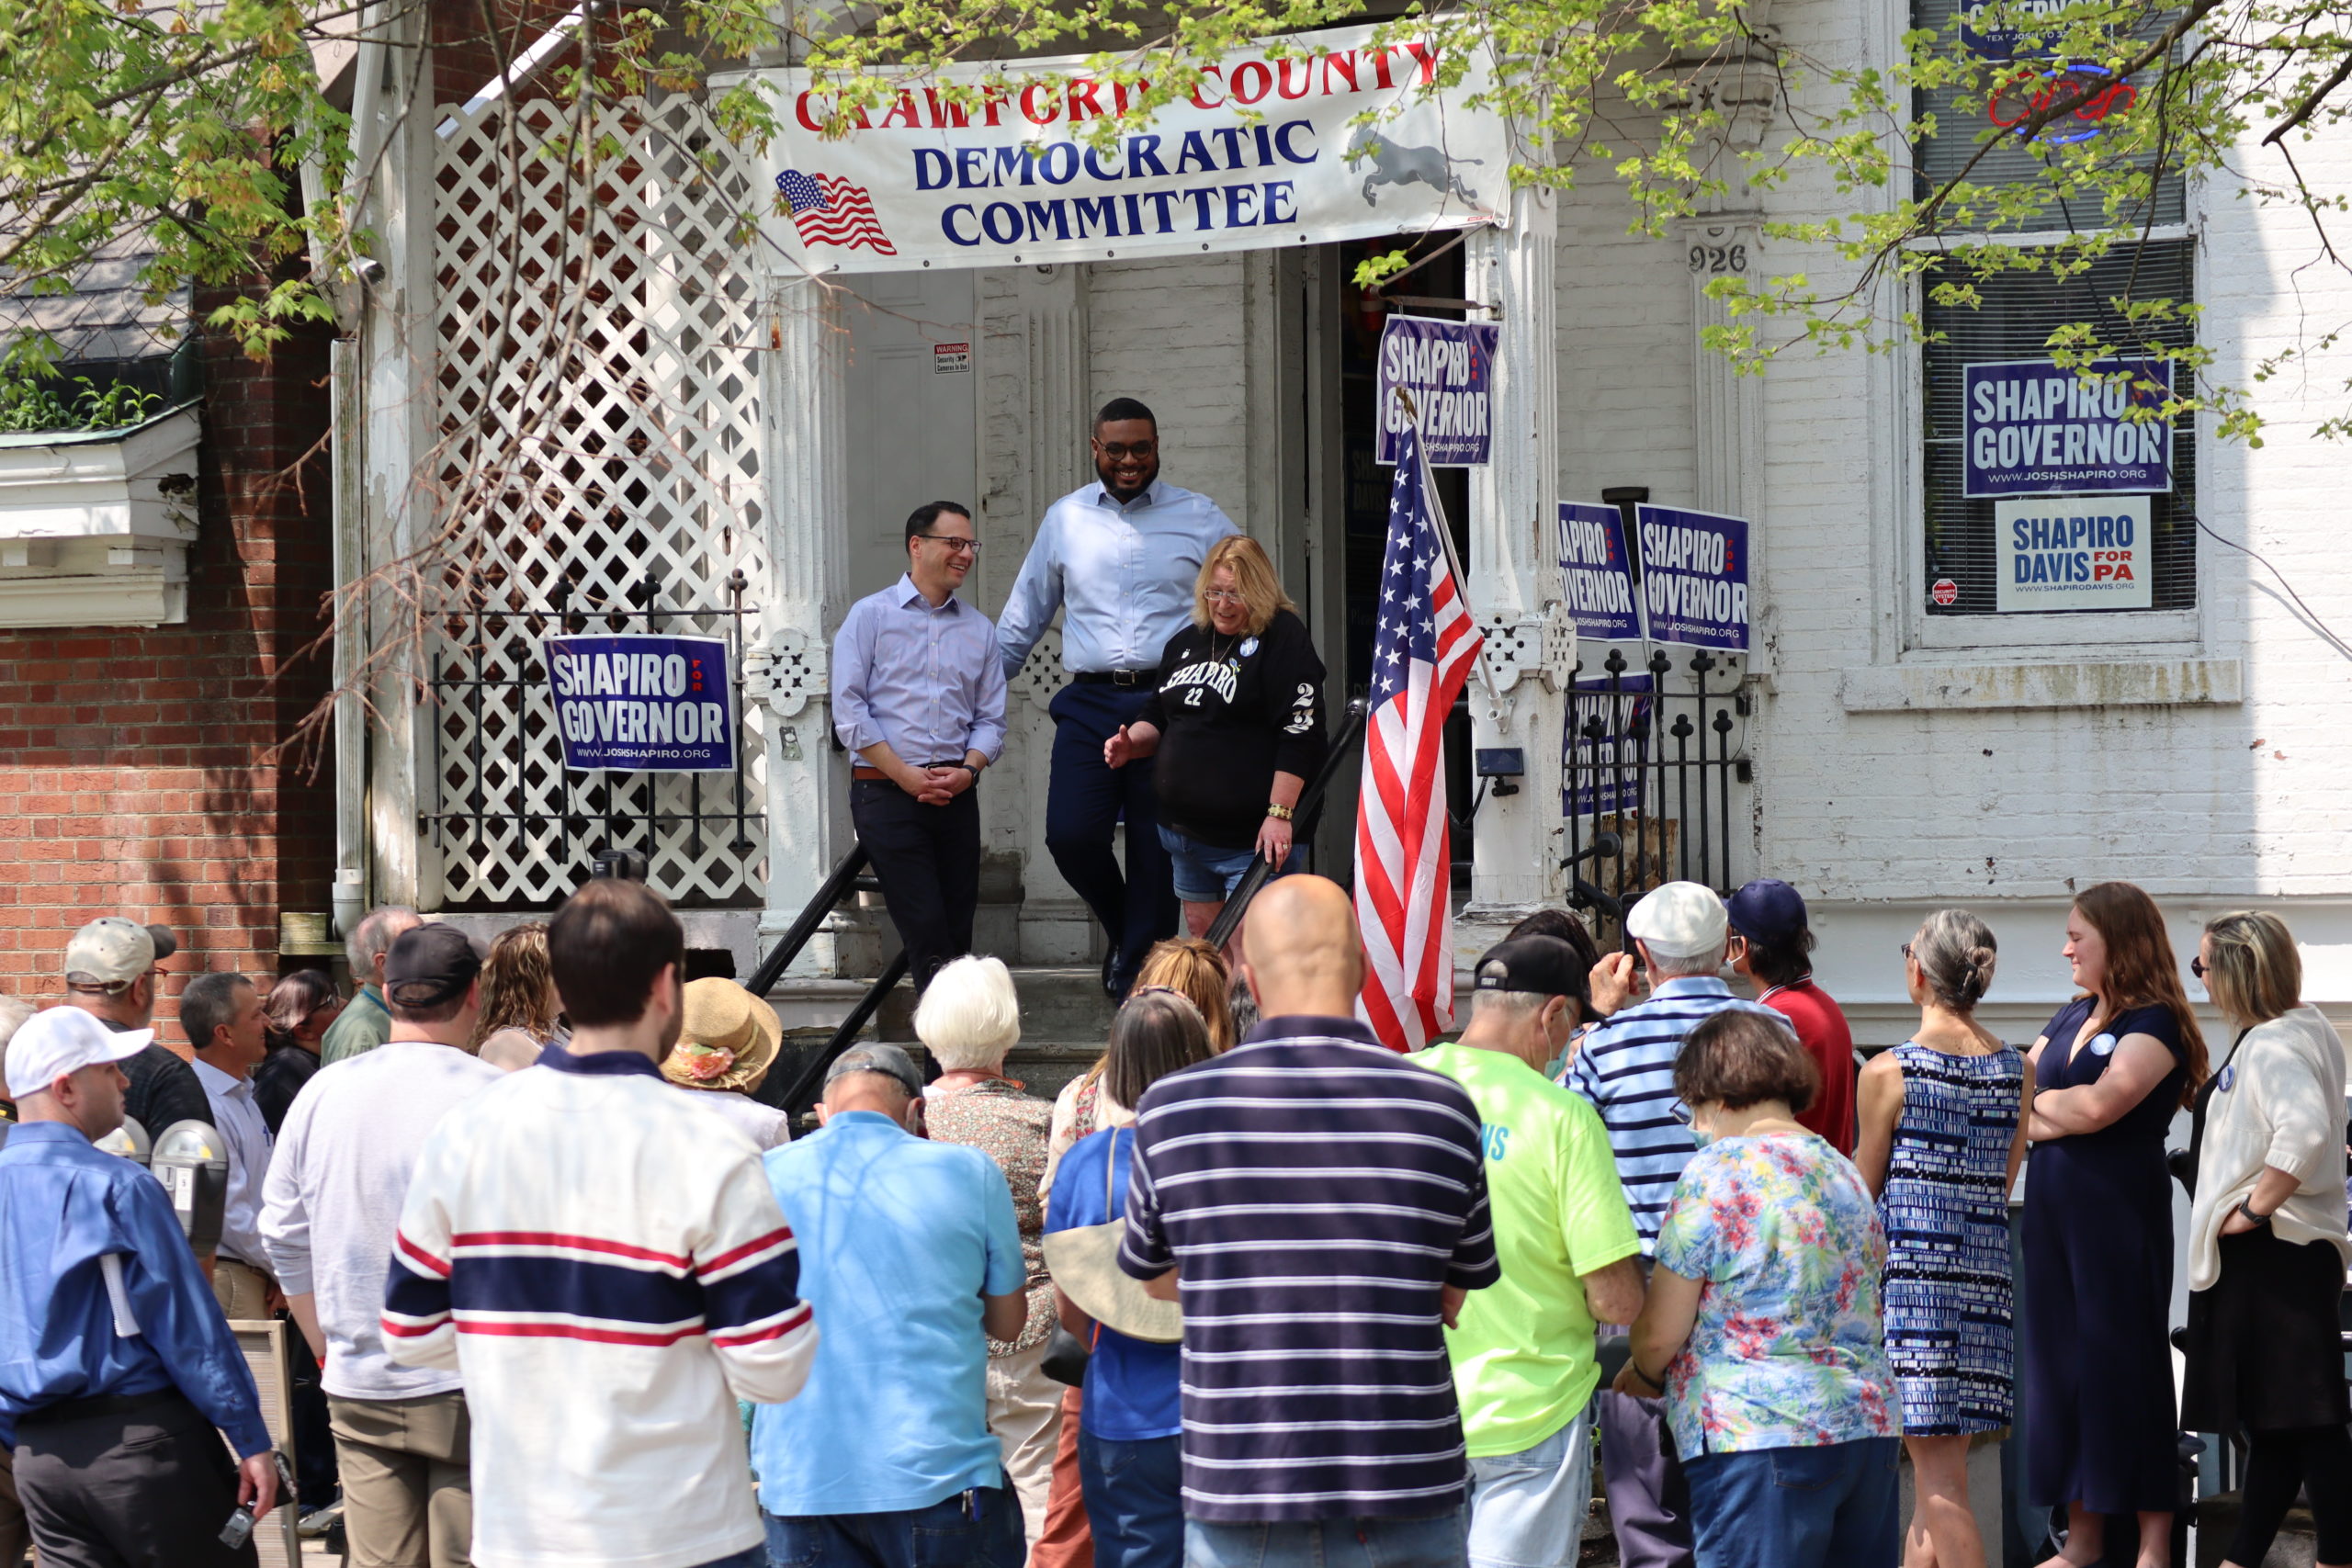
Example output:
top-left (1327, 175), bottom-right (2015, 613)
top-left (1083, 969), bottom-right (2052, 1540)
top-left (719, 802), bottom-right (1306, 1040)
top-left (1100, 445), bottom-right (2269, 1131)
top-left (956, 762), bottom-right (981, 780)
top-left (2237, 1197), bottom-right (2273, 1228)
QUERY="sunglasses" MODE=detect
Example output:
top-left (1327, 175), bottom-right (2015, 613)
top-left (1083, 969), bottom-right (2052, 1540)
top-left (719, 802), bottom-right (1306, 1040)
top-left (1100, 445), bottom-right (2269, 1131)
top-left (2189, 956), bottom-right (2207, 979)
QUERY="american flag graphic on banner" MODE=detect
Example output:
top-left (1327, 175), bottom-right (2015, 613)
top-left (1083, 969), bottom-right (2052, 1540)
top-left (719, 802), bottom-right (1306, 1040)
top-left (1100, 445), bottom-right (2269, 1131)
top-left (775, 170), bottom-right (898, 255)
top-left (1356, 413), bottom-right (1486, 1052)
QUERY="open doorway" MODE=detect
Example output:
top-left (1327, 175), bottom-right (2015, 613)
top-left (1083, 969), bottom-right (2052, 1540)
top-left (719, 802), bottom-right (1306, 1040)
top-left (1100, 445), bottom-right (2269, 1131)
top-left (1324, 234), bottom-right (1476, 890)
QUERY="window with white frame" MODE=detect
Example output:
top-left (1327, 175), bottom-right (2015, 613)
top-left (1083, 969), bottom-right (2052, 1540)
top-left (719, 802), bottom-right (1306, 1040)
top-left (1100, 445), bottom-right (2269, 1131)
top-left (1910, 0), bottom-right (2195, 626)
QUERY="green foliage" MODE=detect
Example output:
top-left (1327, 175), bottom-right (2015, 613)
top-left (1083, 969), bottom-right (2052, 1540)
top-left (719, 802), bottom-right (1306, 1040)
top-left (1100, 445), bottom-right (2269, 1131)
top-left (0, 367), bottom-right (163, 431)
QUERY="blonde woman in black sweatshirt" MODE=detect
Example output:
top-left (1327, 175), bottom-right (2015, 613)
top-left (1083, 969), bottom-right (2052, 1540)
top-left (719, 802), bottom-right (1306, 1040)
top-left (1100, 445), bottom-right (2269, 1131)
top-left (1104, 536), bottom-right (1327, 947)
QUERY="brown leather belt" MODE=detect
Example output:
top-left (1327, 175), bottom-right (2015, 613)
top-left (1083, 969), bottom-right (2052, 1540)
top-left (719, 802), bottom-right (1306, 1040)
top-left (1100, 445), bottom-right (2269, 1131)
top-left (853, 763), bottom-right (961, 781)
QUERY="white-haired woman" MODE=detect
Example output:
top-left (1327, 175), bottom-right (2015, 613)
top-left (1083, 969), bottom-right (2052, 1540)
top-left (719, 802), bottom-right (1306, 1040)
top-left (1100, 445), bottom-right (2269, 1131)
top-left (1103, 535), bottom-right (1328, 943)
top-left (917, 955), bottom-right (1061, 1553)
top-left (2182, 911), bottom-right (2351, 1568)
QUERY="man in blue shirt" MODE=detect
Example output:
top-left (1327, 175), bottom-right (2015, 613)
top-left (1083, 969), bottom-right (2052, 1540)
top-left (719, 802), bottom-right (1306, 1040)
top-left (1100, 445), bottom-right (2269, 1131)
top-left (996, 398), bottom-right (1238, 998)
top-left (0, 1006), bottom-right (279, 1567)
top-left (833, 501), bottom-right (1008, 993)
top-left (752, 1043), bottom-right (1028, 1568)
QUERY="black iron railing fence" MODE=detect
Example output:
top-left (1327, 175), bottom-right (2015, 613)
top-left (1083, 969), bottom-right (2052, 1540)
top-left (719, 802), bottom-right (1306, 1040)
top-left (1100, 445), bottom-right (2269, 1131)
top-left (424, 570), bottom-right (765, 908)
top-left (1563, 646), bottom-right (1752, 932)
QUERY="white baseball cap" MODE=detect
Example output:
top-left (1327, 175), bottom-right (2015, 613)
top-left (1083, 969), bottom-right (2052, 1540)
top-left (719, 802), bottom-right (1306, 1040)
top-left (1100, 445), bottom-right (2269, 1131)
top-left (5, 1008), bottom-right (152, 1100)
top-left (63, 917), bottom-right (175, 989)
top-left (1625, 881), bottom-right (1731, 960)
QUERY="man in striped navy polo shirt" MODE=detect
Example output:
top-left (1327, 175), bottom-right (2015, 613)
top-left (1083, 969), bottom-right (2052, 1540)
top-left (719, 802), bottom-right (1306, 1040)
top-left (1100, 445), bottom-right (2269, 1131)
top-left (1117, 875), bottom-right (1498, 1568)
top-left (1562, 881), bottom-right (1779, 1568)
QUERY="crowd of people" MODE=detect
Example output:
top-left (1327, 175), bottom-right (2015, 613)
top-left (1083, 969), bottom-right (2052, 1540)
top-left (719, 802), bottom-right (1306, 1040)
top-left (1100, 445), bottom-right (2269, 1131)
top-left (0, 862), bottom-right (2340, 1568)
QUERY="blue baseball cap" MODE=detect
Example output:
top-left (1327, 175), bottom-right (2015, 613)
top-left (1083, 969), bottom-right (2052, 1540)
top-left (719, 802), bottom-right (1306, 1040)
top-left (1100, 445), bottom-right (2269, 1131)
top-left (1724, 879), bottom-right (1810, 948)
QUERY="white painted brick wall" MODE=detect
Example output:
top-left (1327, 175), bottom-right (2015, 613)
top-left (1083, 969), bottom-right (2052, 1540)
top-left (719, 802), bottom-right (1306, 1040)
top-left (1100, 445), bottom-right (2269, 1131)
top-left (1087, 254), bottom-right (1259, 529)
top-left (1541, 0), bottom-right (2352, 915)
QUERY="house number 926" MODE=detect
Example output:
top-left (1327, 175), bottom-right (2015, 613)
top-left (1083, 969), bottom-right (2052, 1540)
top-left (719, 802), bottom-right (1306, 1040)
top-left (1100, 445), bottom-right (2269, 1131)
top-left (1688, 244), bottom-right (1748, 274)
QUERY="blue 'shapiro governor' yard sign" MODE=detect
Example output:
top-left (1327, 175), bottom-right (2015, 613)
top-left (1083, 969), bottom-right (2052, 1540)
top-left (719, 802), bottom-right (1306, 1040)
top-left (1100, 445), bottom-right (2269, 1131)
top-left (544, 635), bottom-right (736, 773)
top-left (1555, 502), bottom-right (1642, 643)
top-left (1635, 505), bottom-right (1749, 651)
top-left (1962, 357), bottom-right (2172, 499)
top-left (1376, 315), bottom-right (1499, 467)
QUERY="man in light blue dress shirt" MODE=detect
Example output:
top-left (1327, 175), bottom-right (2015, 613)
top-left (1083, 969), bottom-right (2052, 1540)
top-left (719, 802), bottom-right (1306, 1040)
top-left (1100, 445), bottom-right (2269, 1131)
top-left (995, 398), bottom-right (1238, 998)
top-left (833, 502), bottom-right (1008, 992)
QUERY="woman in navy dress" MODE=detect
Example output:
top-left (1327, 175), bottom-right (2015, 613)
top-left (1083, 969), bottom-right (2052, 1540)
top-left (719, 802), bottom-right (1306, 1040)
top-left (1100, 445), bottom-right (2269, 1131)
top-left (2021, 882), bottom-right (2208, 1568)
top-left (1857, 908), bottom-right (2033, 1568)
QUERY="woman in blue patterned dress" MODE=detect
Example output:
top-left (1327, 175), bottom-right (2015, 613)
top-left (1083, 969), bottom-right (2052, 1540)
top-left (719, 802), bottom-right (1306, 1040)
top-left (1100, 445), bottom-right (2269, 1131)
top-left (1858, 909), bottom-right (2033, 1568)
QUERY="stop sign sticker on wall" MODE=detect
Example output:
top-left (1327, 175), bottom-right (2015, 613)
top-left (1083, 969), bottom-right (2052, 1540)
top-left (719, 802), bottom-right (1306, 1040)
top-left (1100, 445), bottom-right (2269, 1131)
top-left (1932, 579), bottom-right (1960, 605)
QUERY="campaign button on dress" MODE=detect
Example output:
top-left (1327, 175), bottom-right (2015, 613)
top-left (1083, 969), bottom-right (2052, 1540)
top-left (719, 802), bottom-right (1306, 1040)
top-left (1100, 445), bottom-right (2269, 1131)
top-left (2089, 1032), bottom-right (2118, 1056)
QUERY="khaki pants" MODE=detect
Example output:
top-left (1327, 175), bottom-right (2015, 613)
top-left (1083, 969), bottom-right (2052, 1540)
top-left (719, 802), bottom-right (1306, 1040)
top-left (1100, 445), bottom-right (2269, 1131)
top-left (986, 1340), bottom-right (1065, 1554)
top-left (210, 1257), bottom-right (272, 1321)
top-left (328, 1391), bottom-right (473, 1568)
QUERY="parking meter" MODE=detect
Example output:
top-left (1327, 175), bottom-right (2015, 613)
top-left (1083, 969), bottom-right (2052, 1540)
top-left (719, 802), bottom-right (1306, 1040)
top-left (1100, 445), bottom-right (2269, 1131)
top-left (149, 1119), bottom-right (228, 1258)
top-left (93, 1113), bottom-right (151, 1166)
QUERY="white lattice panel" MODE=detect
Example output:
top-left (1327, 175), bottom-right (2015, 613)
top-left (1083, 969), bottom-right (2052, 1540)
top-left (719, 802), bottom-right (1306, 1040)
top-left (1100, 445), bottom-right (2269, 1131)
top-left (430, 95), bottom-right (770, 908)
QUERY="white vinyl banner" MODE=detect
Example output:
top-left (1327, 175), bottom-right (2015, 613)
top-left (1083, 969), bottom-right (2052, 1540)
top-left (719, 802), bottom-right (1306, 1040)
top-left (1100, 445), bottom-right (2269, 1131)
top-left (714, 25), bottom-right (1510, 273)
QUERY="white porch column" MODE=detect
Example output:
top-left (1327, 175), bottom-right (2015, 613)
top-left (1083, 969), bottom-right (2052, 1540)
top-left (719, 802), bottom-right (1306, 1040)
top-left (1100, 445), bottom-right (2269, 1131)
top-left (749, 274), bottom-right (855, 975)
top-left (355, 9), bottom-right (433, 910)
top-left (1461, 184), bottom-right (1574, 953)
top-left (1680, 211), bottom-right (1766, 527)
top-left (978, 264), bottom-right (1094, 964)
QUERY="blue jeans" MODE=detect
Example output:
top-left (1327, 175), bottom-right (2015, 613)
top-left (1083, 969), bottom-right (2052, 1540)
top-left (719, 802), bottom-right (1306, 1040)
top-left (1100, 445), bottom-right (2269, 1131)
top-left (763, 1481), bottom-right (1025, 1568)
top-left (1046, 682), bottom-right (1179, 983)
top-left (1183, 1508), bottom-right (1467, 1568)
top-left (697, 1551), bottom-right (770, 1568)
top-left (1682, 1438), bottom-right (1899, 1568)
top-left (1079, 1429), bottom-right (1183, 1568)
top-left (1464, 1408), bottom-right (1592, 1568)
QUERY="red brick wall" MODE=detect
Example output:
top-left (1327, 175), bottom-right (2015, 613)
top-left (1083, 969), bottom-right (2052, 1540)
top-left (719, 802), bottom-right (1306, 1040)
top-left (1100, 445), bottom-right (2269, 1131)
top-left (0, 300), bottom-right (336, 1025)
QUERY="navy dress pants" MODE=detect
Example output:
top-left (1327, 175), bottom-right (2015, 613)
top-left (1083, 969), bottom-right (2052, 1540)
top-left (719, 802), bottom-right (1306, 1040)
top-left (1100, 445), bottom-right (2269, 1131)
top-left (1045, 682), bottom-right (1178, 987)
top-left (851, 778), bottom-right (981, 993)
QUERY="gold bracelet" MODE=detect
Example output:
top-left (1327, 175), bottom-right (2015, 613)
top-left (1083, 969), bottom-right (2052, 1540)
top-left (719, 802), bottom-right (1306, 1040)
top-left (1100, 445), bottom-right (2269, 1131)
top-left (1265, 803), bottom-right (1295, 821)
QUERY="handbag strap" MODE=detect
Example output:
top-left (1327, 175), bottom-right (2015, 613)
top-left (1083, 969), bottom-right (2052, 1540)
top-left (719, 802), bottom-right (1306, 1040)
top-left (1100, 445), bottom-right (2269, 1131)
top-left (1103, 1127), bottom-right (1124, 1223)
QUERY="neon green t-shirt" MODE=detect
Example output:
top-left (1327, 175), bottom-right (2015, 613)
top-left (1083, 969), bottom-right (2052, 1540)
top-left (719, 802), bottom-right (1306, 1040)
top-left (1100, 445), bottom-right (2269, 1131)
top-left (1412, 1041), bottom-right (1642, 1457)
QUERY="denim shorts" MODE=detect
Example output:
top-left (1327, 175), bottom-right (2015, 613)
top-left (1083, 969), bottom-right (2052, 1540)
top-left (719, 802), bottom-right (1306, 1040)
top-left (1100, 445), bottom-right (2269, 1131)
top-left (1464, 1406), bottom-right (1593, 1568)
top-left (1184, 1508), bottom-right (1466, 1568)
top-left (1156, 825), bottom-right (1300, 905)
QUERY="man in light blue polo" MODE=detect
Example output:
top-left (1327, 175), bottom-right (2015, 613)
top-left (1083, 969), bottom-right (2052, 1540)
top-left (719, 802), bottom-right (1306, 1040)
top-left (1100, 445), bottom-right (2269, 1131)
top-left (752, 1044), bottom-right (1029, 1568)
top-left (997, 398), bottom-right (1238, 998)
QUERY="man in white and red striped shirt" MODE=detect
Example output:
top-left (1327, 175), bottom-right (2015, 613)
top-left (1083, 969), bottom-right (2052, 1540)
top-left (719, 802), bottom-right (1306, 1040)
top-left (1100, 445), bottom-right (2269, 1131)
top-left (386, 881), bottom-right (819, 1568)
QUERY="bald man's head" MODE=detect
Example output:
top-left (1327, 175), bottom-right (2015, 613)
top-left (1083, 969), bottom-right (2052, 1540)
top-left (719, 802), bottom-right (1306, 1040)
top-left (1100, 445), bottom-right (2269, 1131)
top-left (1238, 875), bottom-right (1363, 1018)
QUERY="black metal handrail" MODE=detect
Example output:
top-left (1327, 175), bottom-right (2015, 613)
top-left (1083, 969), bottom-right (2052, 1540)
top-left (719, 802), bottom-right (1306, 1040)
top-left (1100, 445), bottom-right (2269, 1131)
top-left (1204, 698), bottom-right (1371, 952)
top-left (742, 844), bottom-right (873, 998)
top-left (765, 949), bottom-right (911, 1114)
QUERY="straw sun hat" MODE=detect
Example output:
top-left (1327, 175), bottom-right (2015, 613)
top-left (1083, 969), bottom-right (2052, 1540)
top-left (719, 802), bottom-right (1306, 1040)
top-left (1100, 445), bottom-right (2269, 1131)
top-left (660, 978), bottom-right (783, 1095)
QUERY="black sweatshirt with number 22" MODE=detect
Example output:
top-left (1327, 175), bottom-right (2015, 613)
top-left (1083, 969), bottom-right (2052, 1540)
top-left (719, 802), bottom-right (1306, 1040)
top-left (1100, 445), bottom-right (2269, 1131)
top-left (1135, 607), bottom-right (1328, 852)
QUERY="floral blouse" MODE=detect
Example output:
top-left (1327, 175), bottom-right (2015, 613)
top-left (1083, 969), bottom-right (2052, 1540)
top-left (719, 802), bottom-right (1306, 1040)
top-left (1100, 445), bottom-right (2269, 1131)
top-left (924, 1076), bottom-right (1057, 1354)
top-left (1652, 1131), bottom-right (1900, 1461)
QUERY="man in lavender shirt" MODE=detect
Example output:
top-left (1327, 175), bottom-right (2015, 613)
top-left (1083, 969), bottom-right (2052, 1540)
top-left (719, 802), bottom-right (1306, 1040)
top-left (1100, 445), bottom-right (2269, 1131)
top-left (832, 501), bottom-right (1009, 993)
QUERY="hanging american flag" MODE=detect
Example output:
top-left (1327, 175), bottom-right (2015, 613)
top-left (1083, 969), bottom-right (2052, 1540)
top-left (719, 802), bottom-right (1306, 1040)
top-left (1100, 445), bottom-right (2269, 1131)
top-left (775, 170), bottom-right (898, 255)
top-left (1356, 411), bottom-right (1486, 1052)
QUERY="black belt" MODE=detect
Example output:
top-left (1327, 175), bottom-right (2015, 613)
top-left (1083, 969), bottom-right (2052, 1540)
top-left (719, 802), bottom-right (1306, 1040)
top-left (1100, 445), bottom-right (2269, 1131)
top-left (1070, 670), bottom-right (1153, 688)
top-left (18, 1389), bottom-right (187, 1428)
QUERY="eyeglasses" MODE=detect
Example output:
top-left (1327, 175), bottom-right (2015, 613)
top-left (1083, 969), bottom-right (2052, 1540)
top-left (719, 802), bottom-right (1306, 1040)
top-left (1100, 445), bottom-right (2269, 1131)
top-left (1096, 441), bottom-right (1157, 459)
top-left (1670, 1102), bottom-right (1694, 1126)
top-left (1204, 590), bottom-right (1246, 605)
top-left (916, 535), bottom-right (980, 554)
top-left (1899, 942), bottom-right (1914, 960)
top-left (2189, 956), bottom-right (2207, 979)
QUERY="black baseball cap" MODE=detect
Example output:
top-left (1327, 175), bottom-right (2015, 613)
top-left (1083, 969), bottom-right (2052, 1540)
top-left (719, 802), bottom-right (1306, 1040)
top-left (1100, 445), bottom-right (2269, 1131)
top-left (1724, 879), bottom-right (1810, 948)
top-left (384, 924), bottom-right (484, 1010)
top-left (1472, 936), bottom-right (1589, 1001)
